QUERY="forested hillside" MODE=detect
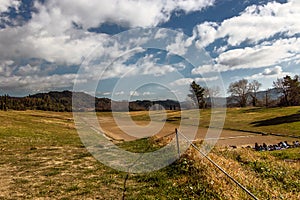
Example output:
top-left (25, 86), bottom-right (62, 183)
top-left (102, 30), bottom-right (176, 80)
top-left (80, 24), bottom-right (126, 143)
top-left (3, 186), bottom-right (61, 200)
top-left (0, 91), bottom-right (180, 112)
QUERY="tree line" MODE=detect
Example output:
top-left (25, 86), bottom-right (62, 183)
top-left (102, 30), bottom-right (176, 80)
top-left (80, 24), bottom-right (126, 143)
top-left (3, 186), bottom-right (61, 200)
top-left (1, 75), bottom-right (299, 112)
top-left (189, 75), bottom-right (300, 108)
top-left (0, 94), bottom-right (72, 112)
top-left (0, 91), bottom-right (180, 112)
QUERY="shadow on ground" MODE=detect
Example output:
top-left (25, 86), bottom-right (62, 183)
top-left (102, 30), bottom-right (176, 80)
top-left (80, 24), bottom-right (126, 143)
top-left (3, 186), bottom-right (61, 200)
top-left (251, 111), bottom-right (300, 127)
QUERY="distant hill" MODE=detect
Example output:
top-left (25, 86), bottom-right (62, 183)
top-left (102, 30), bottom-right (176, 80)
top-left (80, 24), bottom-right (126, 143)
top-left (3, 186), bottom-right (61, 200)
top-left (0, 88), bottom-right (284, 112)
top-left (0, 90), bottom-right (182, 112)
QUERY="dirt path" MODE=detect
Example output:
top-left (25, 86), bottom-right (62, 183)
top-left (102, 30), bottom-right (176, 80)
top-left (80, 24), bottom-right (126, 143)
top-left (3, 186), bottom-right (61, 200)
top-left (94, 116), bottom-right (296, 147)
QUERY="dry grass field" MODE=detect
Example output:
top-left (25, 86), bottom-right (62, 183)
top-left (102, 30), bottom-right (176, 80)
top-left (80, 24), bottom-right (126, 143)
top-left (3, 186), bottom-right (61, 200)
top-left (0, 108), bottom-right (299, 199)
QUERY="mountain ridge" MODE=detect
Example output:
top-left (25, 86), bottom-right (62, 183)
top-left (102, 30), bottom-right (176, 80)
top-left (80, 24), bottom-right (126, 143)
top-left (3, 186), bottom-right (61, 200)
top-left (0, 89), bottom-right (282, 112)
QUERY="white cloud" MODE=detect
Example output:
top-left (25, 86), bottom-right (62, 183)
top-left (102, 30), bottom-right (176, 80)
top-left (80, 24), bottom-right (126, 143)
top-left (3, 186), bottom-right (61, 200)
top-left (192, 64), bottom-right (228, 74)
top-left (0, 60), bottom-right (16, 77)
top-left (170, 78), bottom-right (194, 86)
top-left (16, 64), bottom-right (40, 76)
top-left (166, 32), bottom-right (194, 56)
top-left (98, 53), bottom-right (176, 80)
top-left (195, 76), bottom-right (219, 82)
top-left (170, 76), bottom-right (218, 86)
top-left (0, 0), bottom-right (215, 95)
top-left (194, 0), bottom-right (300, 48)
top-left (142, 91), bottom-right (154, 96)
top-left (0, 0), bottom-right (20, 13)
top-left (0, 0), bottom-right (215, 71)
top-left (245, 66), bottom-right (290, 80)
top-left (0, 13), bottom-right (111, 65)
top-left (0, 73), bottom-right (81, 92)
top-left (136, 55), bottom-right (176, 76)
top-left (188, 0), bottom-right (300, 77)
top-left (217, 37), bottom-right (300, 70)
top-left (102, 92), bottom-right (111, 96)
top-left (154, 28), bottom-right (168, 39)
top-left (53, 0), bottom-right (214, 28)
top-left (192, 37), bottom-right (300, 74)
top-left (194, 22), bottom-right (218, 48)
top-left (130, 91), bottom-right (140, 97)
top-left (262, 66), bottom-right (283, 76)
top-left (114, 91), bottom-right (125, 96)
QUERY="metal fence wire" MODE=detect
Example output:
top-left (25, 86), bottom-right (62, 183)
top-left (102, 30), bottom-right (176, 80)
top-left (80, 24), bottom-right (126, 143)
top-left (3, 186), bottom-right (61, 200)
top-left (175, 128), bottom-right (259, 200)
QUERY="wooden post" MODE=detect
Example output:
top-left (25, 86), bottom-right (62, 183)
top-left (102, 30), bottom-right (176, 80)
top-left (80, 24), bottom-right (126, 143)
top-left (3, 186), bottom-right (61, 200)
top-left (175, 128), bottom-right (180, 159)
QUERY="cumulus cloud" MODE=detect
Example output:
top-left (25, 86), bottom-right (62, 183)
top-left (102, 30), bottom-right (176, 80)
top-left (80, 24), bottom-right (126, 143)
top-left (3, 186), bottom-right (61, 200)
top-left (192, 64), bottom-right (227, 74)
top-left (99, 53), bottom-right (176, 80)
top-left (262, 66), bottom-right (283, 76)
top-left (194, 0), bottom-right (300, 48)
top-left (52, 0), bottom-right (215, 28)
top-left (194, 22), bottom-right (218, 48)
top-left (16, 64), bottom-right (41, 76)
top-left (0, 0), bottom-right (20, 13)
top-left (0, 25), bottom-right (112, 65)
top-left (170, 78), bottom-right (194, 86)
top-left (192, 37), bottom-right (300, 74)
top-left (0, 0), bottom-right (214, 94)
top-left (245, 66), bottom-right (290, 80)
top-left (166, 32), bottom-right (194, 56)
top-left (0, 73), bottom-right (82, 92)
top-left (135, 54), bottom-right (176, 76)
top-left (2, 0), bottom-right (299, 97)
top-left (0, 60), bottom-right (15, 77)
top-left (188, 1), bottom-right (300, 75)
top-left (14, 0), bottom-right (213, 64)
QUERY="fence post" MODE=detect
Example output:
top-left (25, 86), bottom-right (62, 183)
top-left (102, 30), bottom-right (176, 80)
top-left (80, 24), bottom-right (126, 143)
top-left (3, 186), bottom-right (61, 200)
top-left (175, 128), bottom-right (180, 159)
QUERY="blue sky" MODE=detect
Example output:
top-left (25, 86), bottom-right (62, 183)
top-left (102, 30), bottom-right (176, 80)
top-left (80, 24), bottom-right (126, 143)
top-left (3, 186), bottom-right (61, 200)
top-left (0, 0), bottom-right (299, 101)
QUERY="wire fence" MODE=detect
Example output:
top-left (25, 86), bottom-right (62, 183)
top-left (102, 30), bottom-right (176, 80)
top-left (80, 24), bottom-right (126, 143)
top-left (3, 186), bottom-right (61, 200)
top-left (175, 128), bottom-right (259, 200)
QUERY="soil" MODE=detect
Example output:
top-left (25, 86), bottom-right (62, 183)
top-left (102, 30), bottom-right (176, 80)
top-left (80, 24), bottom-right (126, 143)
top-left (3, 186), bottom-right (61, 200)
top-left (96, 116), bottom-right (296, 147)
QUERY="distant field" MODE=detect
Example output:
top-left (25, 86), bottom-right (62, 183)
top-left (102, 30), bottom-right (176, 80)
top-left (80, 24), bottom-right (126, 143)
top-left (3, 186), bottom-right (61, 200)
top-left (223, 106), bottom-right (300, 137)
top-left (124, 106), bottom-right (300, 137)
top-left (0, 109), bottom-right (299, 199)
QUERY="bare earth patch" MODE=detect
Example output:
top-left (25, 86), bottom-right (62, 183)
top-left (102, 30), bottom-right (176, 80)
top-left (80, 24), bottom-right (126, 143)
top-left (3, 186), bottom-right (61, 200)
top-left (97, 115), bottom-right (295, 147)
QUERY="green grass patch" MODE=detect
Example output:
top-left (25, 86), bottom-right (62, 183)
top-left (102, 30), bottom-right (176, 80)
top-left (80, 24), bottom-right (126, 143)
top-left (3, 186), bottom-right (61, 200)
top-left (268, 148), bottom-right (300, 160)
top-left (223, 107), bottom-right (300, 136)
top-left (117, 138), bottom-right (161, 153)
top-left (132, 106), bottom-right (300, 137)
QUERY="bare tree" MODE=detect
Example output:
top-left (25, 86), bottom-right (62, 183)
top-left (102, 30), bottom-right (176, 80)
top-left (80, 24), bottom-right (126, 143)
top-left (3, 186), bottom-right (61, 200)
top-left (273, 77), bottom-right (289, 106)
top-left (249, 80), bottom-right (262, 106)
top-left (228, 79), bottom-right (251, 107)
top-left (208, 86), bottom-right (221, 98)
top-left (203, 87), bottom-right (210, 99)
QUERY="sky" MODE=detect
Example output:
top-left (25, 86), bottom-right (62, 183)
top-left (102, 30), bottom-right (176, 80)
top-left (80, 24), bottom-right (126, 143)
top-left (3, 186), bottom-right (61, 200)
top-left (0, 0), bottom-right (299, 101)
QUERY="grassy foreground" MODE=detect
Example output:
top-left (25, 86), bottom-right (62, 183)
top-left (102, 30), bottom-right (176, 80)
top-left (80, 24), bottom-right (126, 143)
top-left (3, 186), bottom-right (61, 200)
top-left (0, 110), bottom-right (299, 199)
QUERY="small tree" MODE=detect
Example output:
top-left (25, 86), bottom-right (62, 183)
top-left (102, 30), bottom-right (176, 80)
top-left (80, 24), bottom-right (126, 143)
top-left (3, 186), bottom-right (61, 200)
top-left (188, 81), bottom-right (206, 108)
top-left (265, 88), bottom-right (270, 107)
top-left (249, 80), bottom-right (262, 107)
top-left (228, 79), bottom-right (251, 107)
top-left (203, 86), bottom-right (221, 98)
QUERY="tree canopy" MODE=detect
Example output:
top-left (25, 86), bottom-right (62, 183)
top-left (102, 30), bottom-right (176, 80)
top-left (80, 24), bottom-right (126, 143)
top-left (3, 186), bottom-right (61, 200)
top-left (228, 79), bottom-right (251, 107)
top-left (273, 75), bottom-right (300, 106)
top-left (188, 81), bottom-right (206, 109)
